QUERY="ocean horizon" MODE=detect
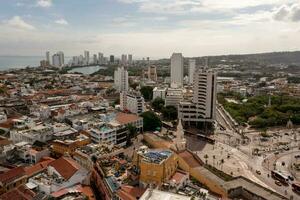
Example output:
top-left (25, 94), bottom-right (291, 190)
top-left (0, 56), bottom-right (43, 71)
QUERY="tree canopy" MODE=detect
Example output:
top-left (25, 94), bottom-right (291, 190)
top-left (140, 86), bottom-right (153, 101)
top-left (151, 97), bottom-right (165, 111)
top-left (140, 111), bottom-right (162, 131)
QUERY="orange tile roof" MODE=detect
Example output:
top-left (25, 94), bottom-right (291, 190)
top-left (115, 113), bottom-right (142, 125)
top-left (116, 185), bottom-right (146, 200)
top-left (170, 171), bottom-right (188, 184)
top-left (0, 166), bottom-right (25, 184)
top-left (25, 158), bottom-right (54, 177)
top-left (49, 157), bottom-right (80, 180)
top-left (0, 185), bottom-right (36, 200)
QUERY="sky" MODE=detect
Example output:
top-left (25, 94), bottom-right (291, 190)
top-left (0, 0), bottom-right (300, 58)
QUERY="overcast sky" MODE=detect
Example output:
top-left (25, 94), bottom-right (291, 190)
top-left (0, 0), bottom-right (300, 58)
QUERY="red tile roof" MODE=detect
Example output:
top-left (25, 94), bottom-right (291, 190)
top-left (0, 166), bottom-right (26, 184)
top-left (49, 157), bottom-right (80, 180)
top-left (25, 158), bottom-right (54, 177)
top-left (170, 171), bottom-right (188, 184)
top-left (116, 185), bottom-right (146, 200)
top-left (51, 184), bottom-right (95, 200)
top-left (0, 185), bottom-right (36, 200)
top-left (115, 113), bottom-right (141, 125)
top-left (178, 150), bottom-right (201, 168)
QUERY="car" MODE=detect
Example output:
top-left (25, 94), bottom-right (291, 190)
top-left (295, 155), bottom-right (300, 159)
top-left (275, 181), bottom-right (282, 186)
top-left (256, 170), bottom-right (261, 175)
top-left (288, 175), bottom-right (294, 181)
top-left (274, 151), bottom-right (279, 155)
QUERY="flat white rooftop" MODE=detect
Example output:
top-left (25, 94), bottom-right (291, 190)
top-left (140, 189), bottom-right (190, 200)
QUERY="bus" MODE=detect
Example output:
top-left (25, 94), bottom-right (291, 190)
top-left (271, 170), bottom-right (289, 185)
top-left (292, 183), bottom-right (300, 194)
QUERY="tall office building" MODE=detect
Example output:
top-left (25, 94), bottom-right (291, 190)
top-left (93, 54), bottom-right (98, 64)
top-left (98, 52), bottom-right (104, 65)
top-left (46, 51), bottom-right (50, 64)
top-left (114, 66), bottom-right (128, 92)
top-left (128, 54), bottom-right (133, 64)
top-left (121, 54), bottom-right (127, 65)
top-left (84, 51), bottom-right (89, 65)
top-left (188, 59), bottom-right (196, 84)
top-left (52, 54), bottom-right (61, 68)
top-left (110, 55), bottom-right (114, 64)
top-left (57, 51), bottom-right (64, 66)
top-left (171, 53), bottom-right (183, 88)
top-left (178, 68), bottom-right (217, 126)
top-left (148, 65), bottom-right (157, 82)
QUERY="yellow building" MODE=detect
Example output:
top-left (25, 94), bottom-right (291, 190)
top-left (52, 134), bottom-right (90, 156)
top-left (133, 147), bottom-right (178, 186)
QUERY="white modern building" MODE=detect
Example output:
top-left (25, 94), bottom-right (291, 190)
top-left (120, 91), bottom-right (144, 114)
top-left (153, 87), bottom-right (167, 100)
top-left (128, 54), bottom-right (133, 64)
top-left (114, 66), bottom-right (129, 92)
top-left (52, 52), bottom-right (64, 68)
top-left (121, 54), bottom-right (127, 65)
top-left (178, 68), bottom-right (217, 125)
top-left (165, 88), bottom-right (183, 107)
top-left (46, 51), bottom-right (50, 64)
top-left (171, 53), bottom-right (184, 88)
top-left (98, 52), bottom-right (104, 65)
top-left (188, 59), bottom-right (196, 84)
top-left (93, 54), bottom-right (98, 64)
top-left (84, 50), bottom-right (90, 65)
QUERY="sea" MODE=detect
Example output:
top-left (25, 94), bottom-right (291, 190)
top-left (0, 56), bottom-right (104, 75)
top-left (0, 56), bottom-right (43, 71)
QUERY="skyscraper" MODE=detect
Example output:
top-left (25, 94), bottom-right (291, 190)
top-left (178, 68), bottom-right (217, 126)
top-left (110, 55), bottom-right (114, 64)
top-left (188, 59), bottom-right (196, 84)
top-left (148, 65), bottom-right (157, 82)
top-left (46, 51), bottom-right (50, 64)
top-left (121, 54), bottom-right (127, 65)
top-left (93, 54), bottom-right (98, 64)
top-left (84, 51), bottom-right (89, 65)
top-left (114, 66), bottom-right (128, 92)
top-left (57, 51), bottom-right (64, 66)
top-left (128, 54), bottom-right (133, 64)
top-left (171, 53), bottom-right (183, 88)
top-left (52, 54), bottom-right (61, 68)
top-left (98, 52), bottom-right (104, 65)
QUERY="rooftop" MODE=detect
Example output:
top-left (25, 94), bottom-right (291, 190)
top-left (139, 149), bottom-right (173, 164)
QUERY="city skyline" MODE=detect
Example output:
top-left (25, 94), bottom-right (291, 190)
top-left (0, 0), bottom-right (300, 57)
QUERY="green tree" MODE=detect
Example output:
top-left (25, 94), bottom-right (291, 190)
top-left (126, 124), bottom-right (137, 146)
top-left (162, 105), bottom-right (178, 120)
top-left (151, 97), bottom-right (164, 111)
top-left (140, 86), bottom-right (153, 101)
top-left (140, 111), bottom-right (162, 131)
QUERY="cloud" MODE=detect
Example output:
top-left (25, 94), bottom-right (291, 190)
top-left (273, 3), bottom-right (300, 22)
top-left (36, 0), bottom-right (52, 8)
top-left (4, 16), bottom-right (35, 30)
top-left (55, 18), bottom-right (69, 25)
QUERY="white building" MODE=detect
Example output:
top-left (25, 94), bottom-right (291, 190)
top-left (10, 124), bottom-right (53, 144)
top-left (93, 54), bottom-right (98, 64)
top-left (171, 53), bottom-right (184, 88)
top-left (178, 69), bottom-right (217, 125)
top-left (153, 87), bottom-right (167, 100)
top-left (140, 189), bottom-right (191, 200)
top-left (128, 54), bottom-right (133, 64)
top-left (52, 52), bottom-right (64, 68)
top-left (188, 59), bottom-right (196, 84)
top-left (121, 54), bottom-right (127, 65)
top-left (165, 88), bottom-right (183, 107)
top-left (114, 66), bottom-right (128, 92)
top-left (120, 91), bottom-right (144, 114)
top-left (98, 52), bottom-right (104, 65)
top-left (46, 51), bottom-right (50, 64)
top-left (90, 125), bottom-right (116, 144)
top-left (84, 50), bottom-right (89, 65)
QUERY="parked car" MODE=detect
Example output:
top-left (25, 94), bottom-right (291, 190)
top-left (288, 175), bottom-right (294, 181)
top-left (275, 180), bottom-right (282, 186)
top-left (256, 170), bottom-right (261, 175)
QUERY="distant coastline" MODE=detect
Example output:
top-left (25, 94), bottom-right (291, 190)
top-left (0, 56), bottom-right (43, 71)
